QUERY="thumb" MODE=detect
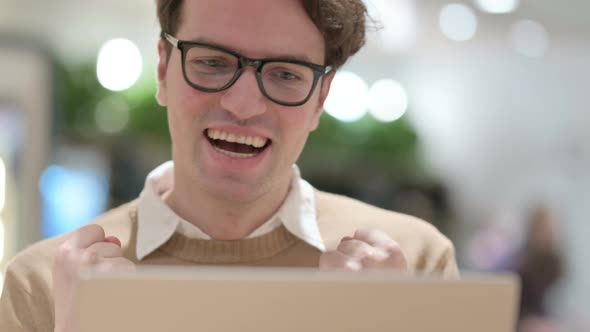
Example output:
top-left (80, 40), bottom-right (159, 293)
top-left (104, 236), bottom-right (122, 247)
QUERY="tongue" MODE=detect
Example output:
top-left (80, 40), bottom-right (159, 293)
top-left (216, 140), bottom-right (258, 154)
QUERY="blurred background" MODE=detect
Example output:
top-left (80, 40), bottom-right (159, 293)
top-left (0, 0), bottom-right (589, 330)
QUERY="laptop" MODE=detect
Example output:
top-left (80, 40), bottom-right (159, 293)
top-left (78, 266), bottom-right (520, 332)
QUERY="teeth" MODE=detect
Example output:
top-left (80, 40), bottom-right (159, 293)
top-left (252, 137), bottom-right (266, 148)
top-left (213, 146), bottom-right (256, 158)
top-left (207, 129), bottom-right (268, 148)
top-left (228, 133), bottom-right (237, 143)
top-left (254, 139), bottom-right (267, 148)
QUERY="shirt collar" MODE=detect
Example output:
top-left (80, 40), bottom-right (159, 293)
top-left (136, 161), bottom-right (325, 260)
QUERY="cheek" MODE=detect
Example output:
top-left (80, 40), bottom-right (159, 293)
top-left (278, 107), bottom-right (318, 152)
top-left (170, 84), bottom-right (218, 125)
top-left (278, 95), bottom-right (323, 140)
top-left (167, 89), bottom-right (217, 155)
top-left (300, 103), bottom-right (322, 133)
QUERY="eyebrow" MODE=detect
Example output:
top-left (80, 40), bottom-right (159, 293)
top-left (186, 37), bottom-right (317, 64)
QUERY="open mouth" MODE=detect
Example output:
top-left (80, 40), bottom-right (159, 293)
top-left (205, 129), bottom-right (272, 158)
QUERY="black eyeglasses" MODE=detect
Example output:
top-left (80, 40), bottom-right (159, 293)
top-left (161, 32), bottom-right (331, 107)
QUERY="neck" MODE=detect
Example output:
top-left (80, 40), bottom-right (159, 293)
top-left (163, 173), bottom-right (292, 241)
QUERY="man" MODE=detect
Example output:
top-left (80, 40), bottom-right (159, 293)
top-left (0, 0), bottom-right (459, 331)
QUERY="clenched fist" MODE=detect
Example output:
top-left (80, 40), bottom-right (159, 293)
top-left (52, 224), bottom-right (135, 332)
top-left (320, 228), bottom-right (408, 271)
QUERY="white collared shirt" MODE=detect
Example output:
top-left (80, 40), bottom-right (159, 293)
top-left (136, 161), bottom-right (325, 260)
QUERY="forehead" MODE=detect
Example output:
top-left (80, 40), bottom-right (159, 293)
top-left (176, 0), bottom-right (325, 63)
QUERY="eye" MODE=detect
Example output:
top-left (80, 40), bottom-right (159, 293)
top-left (278, 71), bottom-right (298, 80)
top-left (263, 63), bottom-right (310, 85)
top-left (194, 59), bottom-right (225, 67)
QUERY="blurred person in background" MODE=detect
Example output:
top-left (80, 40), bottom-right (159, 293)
top-left (517, 207), bottom-right (565, 332)
top-left (0, 1), bottom-right (458, 331)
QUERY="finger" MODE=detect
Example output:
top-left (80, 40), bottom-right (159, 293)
top-left (337, 239), bottom-right (387, 260)
top-left (353, 229), bottom-right (408, 270)
top-left (85, 242), bottom-right (124, 259)
top-left (353, 228), bottom-right (399, 251)
top-left (382, 244), bottom-right (408, 270)
top-left (319, 251), bottom-right (362, 271)
top-left (104, 236), bottom-right (122, 247)
top-left (360, 242), bottom-right (407, 270)
top-left (361, 253), bottom-right (386, 269)
top-left (94, 257), bottom-right (136, 273)
top-left (69, 224), bottom-right (106, 249)
top-left (106, 257), bottom-right (136, 272)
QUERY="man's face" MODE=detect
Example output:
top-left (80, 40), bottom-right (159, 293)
top-left (157, 0), bottom-right (333, 203)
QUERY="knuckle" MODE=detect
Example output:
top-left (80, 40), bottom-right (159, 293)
top-left (54, 244), bottom-right (78, 267)
top-left (361, 256), bottom-right (385, 269)
top-left (53, 245), bottom-right (86, 277)
top-left (339, 239), bottom-right (376, 258)
top-left (369, 247), bottom-right (389, 259)
top-left (81, 250), bottom-right (100, 264)
top-left (344, 260), bottom-right (362, 271)
top-left (337, 240), bottom-right (362, 256)
top-left (87, 224), bottom-right (106, 239)
top-left (336, 240), bottom-right (353, 252)
top-left (56, 243), bottom-right (74, 259)
top-left (383, 241), bottom-right (403, 254)
top-left (78, 224), bottom-right (106, 240)
top-left (353, 228), bottom-right (372, 239)
top-left (385, 248), bottom-right (408, 269)
top-left (104, 243), bottom-right (124, 257)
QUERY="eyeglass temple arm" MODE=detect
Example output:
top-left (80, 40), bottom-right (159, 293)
top-left (161, 32), bottom-right (179, 48)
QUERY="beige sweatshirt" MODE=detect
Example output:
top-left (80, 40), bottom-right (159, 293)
top-left (0, 190), bottom-right (459, 331)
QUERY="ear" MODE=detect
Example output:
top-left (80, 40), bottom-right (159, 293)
top-left (156, 39), bottom-right (169, 107)
top-left (309, 70), bottom-right (335, 131)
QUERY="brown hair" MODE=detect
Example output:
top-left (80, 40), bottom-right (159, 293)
top-left (156, 0), bottom-right (369, 69)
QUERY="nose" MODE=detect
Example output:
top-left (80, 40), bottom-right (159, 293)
top-left (219, 68), bottom-right (268, 120)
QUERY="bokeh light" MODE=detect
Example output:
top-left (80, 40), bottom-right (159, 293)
top-left (511, 19), bottom-right (550, 58)
top-left (324, 71), bottom-right (369, 122)
top-left (39, 165), bottom-right (109, 238)
top-left (96, 38), bottom-right (143, 91)
top-left (474, 0), bottom-right (519, 14)
top-left (95, 95), bottom-right (130, 134)
top-left (440, 3), bottom-right (479, 42)
top-left (368, 79), bottom-right (409, 123)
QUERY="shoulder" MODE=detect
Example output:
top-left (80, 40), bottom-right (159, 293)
top-left (5, 200), bottom-right (138, 289)
top-left (315, 190), bottom-right (448, 245)
top-left (1, 201), bottom-right (138, 330)
top-left (315, 190), bottom-right (457, 274)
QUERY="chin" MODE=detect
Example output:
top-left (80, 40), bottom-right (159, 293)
top-left (205, 175), bottom-right (273, 204)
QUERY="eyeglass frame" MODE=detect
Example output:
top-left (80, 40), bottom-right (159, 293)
top-left (161, 32), bottom-right (332, 107)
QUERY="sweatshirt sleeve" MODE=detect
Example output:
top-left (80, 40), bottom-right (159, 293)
top-left (0, 262), bottom-right (41, 332)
